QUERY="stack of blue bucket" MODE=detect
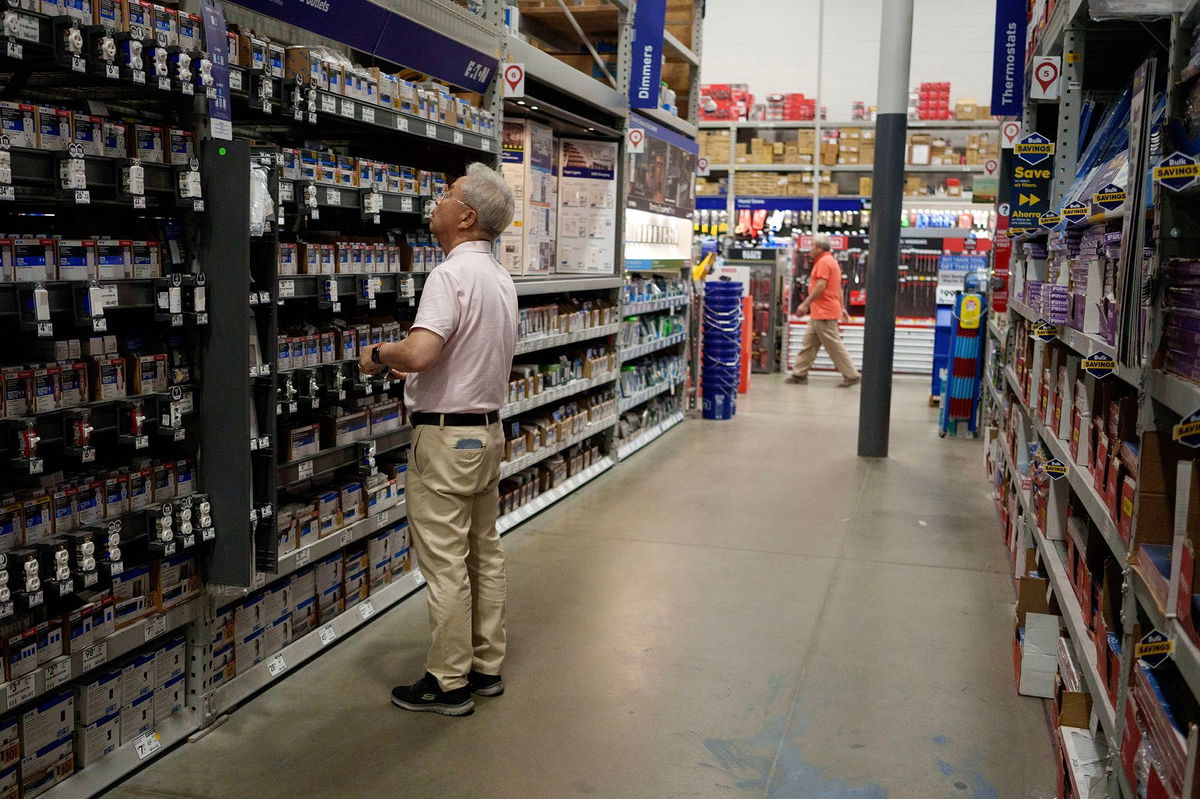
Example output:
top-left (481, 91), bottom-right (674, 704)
top-left (702, 281), bottom-right (743, 420)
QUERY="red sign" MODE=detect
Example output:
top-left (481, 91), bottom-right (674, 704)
top-left (797, 234), bottom-right (848, 251)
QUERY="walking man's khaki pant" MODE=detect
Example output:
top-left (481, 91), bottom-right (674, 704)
top-left (791, 319), bottom-right (860, 379)
top-left (406, 421), bottom-right (507, 691)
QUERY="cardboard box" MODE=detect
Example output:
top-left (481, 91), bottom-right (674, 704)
top-left (0, 719), bottom-right (16, 771)
top-left (37, 108), bottom-right (71, 151)
top-left (19, 734), bottom-right (72, 798)
top-left (1015, 611), bottom-right (1058, 698)
top-left (77, 709), bottom-right (120, 766)
top-left (119, 692), bottom-right (153, 745)
top-left (75, 668), bottom-right (122, 725)
top-left (20, 692), bottom-right (73, 755)
top-left (154, 673), bottom-right (184, 721)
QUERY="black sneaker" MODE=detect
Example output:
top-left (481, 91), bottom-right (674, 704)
top-left (391, 673), bottom-right (475, 716)
top-left (786, 375), bottom-right (808, 384)
top-left (467, 670), bottom-right (504, 697)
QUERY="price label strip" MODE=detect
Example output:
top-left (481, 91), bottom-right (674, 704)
top-left (135, 732), bottom-right (162, 760)
top-left (318, 625), bottom-right (336, 646)
top-left (266, 653), bottom-right (287, 677)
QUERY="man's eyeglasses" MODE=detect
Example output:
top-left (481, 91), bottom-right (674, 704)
top-left (433, 191), bottom-right (473, 211)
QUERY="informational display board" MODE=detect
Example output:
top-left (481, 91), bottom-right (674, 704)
top-left (555, 138), bottom-right (618, 274)
top-left (625, 113), bottom-right (697, 219)
top-left (500, 119), bottom-right (556, 275)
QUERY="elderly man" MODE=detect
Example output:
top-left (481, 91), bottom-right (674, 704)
top-left (787, 233), bottom-right (860, 387)
top-left (359, 162), bottom-right (517, 716)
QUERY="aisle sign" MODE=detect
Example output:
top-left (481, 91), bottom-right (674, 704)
top-left (1001, 120), bottom-right (1021, 149)
top-left (628, 0), bottom-right (667, 108)
top-left (1136, 629), bottom-right (1174, 668)
top-left (1083, 351), bottom-right (1116, 379)
top-left (1093, 184), bottom-right (1126, 212)
top-left (991, 0), bottom-right (1027, 116)
top-left (1032, 319), bottom-right (1058, 342)
top-left (1010, 133), bottom-right (1054, 229)
top-left (1173, 409), bottom-right (1200, 449)
top-left (501, 62), bottom-right (525, 98)
top-left (1155, 152), bottom-right (1200, 192)
top-left (696, 156), bottom-right (710, 177)
top-left (1029, 56), bottom-right (1062, 101)
top-left (1062, 201), bottom-right (1088, 222)
top-left (627, 128), bottom-right (645, 154)
top-left (984, 158), bottom-right (999, 176)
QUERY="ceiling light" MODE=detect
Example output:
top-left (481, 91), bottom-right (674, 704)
top-left (530, 105), bottom-right (539, 111)
top-left (516, 100), bottom-right (525, 105)
top-left (587, 127), bottom-right (595, 131)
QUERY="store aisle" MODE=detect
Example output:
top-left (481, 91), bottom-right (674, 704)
top-left (116, 376), bottom-right (1052, 799)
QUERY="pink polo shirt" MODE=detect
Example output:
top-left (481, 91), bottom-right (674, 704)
top-left (404, 240), bottom-right (518, 414)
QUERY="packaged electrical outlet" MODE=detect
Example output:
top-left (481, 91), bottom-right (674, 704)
top-left (0, 103), bottom-right (34, 148)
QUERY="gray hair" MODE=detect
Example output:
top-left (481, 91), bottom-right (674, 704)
top-left (811, 233), bottom-right (831, 252)
top-left (461, 162), bottom-right (516, 239)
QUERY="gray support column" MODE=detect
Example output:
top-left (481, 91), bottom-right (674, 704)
top-left (811, 0), bottom-right (824, 234)
top-left (857, 0), bottom-right (914, 458)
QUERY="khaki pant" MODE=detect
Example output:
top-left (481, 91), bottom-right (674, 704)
top-left (792, 319), bottom-right (860, 379)
top-left (406, 421), bottom-right (507, 691)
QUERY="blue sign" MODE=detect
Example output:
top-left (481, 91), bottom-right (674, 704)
top-left (1043, 458), bottom-right (1068, 480)
top-left (1136, 629), bottom-right (1173, 669)
top-left (1062, 201), bottom-right (1088, 222)
top-left (1173, 408), bottom-right (1200, 449)
top-left (199, 0), bottom-right (230, 140)
top-left (1155, 152), bottom-right (1200, 192)
top-left (630, 111), bottom-right (699, 155)
top-left (226, 0), bottom-right (497, 93)
top-left (1083, 351), bottom-right (1116, 379)
top-left (628, 0), bottom-right (667, 109)
top-left (1015, 132), bottom-right (1053, 166)
top-left (1093, 184), bottom-right (1125, 212)
top-left (991, 0), bottom-right (1026, 116)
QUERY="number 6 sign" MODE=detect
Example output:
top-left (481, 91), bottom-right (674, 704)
top-left (628, 128), bottom-right (645, 154)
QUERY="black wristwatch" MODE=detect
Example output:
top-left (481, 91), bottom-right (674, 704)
top-left (370, 344), bottom-right (384, 366)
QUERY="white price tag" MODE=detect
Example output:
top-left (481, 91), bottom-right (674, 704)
top-left (318, 625), bottom-right (336, 646)
top-left (339, 530), bottom-right (352, 547)
top-left (105, 64), bottom-right (119, 79)
top-left (144, 614), bottom-right (166, 641)
top-left (374, 511), bottom-right (388, 527)
top-left (81, 642), bottom-right (107, 671)
top-left (132, 71), bottom-right (145, 84)
top-left (325, 188), bottom-right (341, 206)
top-left (158, 76), bottom-right (171, 91)
top-left (452, 130), bottom-right (464, 145)
top-left (425, 123), bottom-right (437, 139)
top-left (278, 279), bottom-right (294, 298)
top-left (108, 561), bottom-right (122, 576)
top-left (297, 460), bottom-right (313, 480)
top-left (358, 600), bottom-right (375, 620)
top-left (395, 117), bottom-right (409, 132)
top-left (133, 195), bottom-right (146, 209)
top-left (229, 70), bottom-right (243, 90)
top-left (0, 187), bottom-right (13, 201)
top-left (6, 673), bottom-right (35, 707)
top-left (134, 732), bottom-right (162, 760)
top-left (340, 98), bottom-right (355, 118)
top-left (74, 190), bottom-right (90, 205)
top-left (6, 41), bottom-right (22, 59)
top-left (361, 107), bottom-right (375, 124)
top-left (320, 93), bottom-right (336, 114)
top-left (266, 653), bottom-right (287, 677)
top-left (182, 82), bottom-right (193, 96)
top-left (45, 659), bottom-right (71, 690)
top-left (414, 570), bottom-right (425, 586)
top-left (71, 56), bottom-right (86, 73)
top-left (295, 547), bottom-right (311, 567)
top-left (482, 138), bottom-right (492, 152)
top-left (400, 196), bottom-right (414, 213)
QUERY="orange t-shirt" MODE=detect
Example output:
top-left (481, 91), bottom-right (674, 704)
top-left (809, 252), bottom-right (843, 320)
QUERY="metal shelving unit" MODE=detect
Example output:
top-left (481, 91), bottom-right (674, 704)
top-left (615, 412), bottom-right (685, 460)
top-left (496, 457), bottom-right (614, 534)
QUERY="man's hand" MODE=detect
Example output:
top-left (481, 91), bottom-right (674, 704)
top-left (796, 302), bottom-right (810, 317)
top-left (358, 344), bottom-right (387, 376)
top-left (840, 310), bottom-right (850, 324)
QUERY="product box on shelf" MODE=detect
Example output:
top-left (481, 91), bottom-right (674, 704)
top-left (111, 564), bottom-right (154, 628)
top-left (19, 733), bottom-right (72, 798)
top-left (499, 119), bottom-right (556, 276)
top-left (152, 673), bottom-right (184, 722)
top-left (77, 710), bottom-right (119, 767)
top-left (119, 691), bottom-right (153, 745)
top-left (0, 103), bottom-right (37, 149)
top-left (0, 719), bottom-right (15, 773)
top-left (20, 691), bottom-right (72, 756)
top-left (76, 668), bottom-right (122, 725)
top-left (290, 568), bottom-right (318, 637)
top-left (120, 650), bottom-right (155, 706)
top-left (316, 553), bottom-right (343, 622)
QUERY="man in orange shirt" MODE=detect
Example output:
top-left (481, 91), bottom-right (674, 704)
top-left (787, 234), bottom-right (861, 387)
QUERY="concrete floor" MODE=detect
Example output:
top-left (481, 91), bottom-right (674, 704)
top-left (113, 375), bottom-right (1054, 799)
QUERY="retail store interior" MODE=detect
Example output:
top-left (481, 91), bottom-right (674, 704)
top-left (0, 0), bottom-right (1192, 796)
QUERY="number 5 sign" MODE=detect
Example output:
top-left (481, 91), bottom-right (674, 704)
top-left (627, 128), bottom-right (645, 154)
top-left (696, 156), bottom-right (710, 176)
